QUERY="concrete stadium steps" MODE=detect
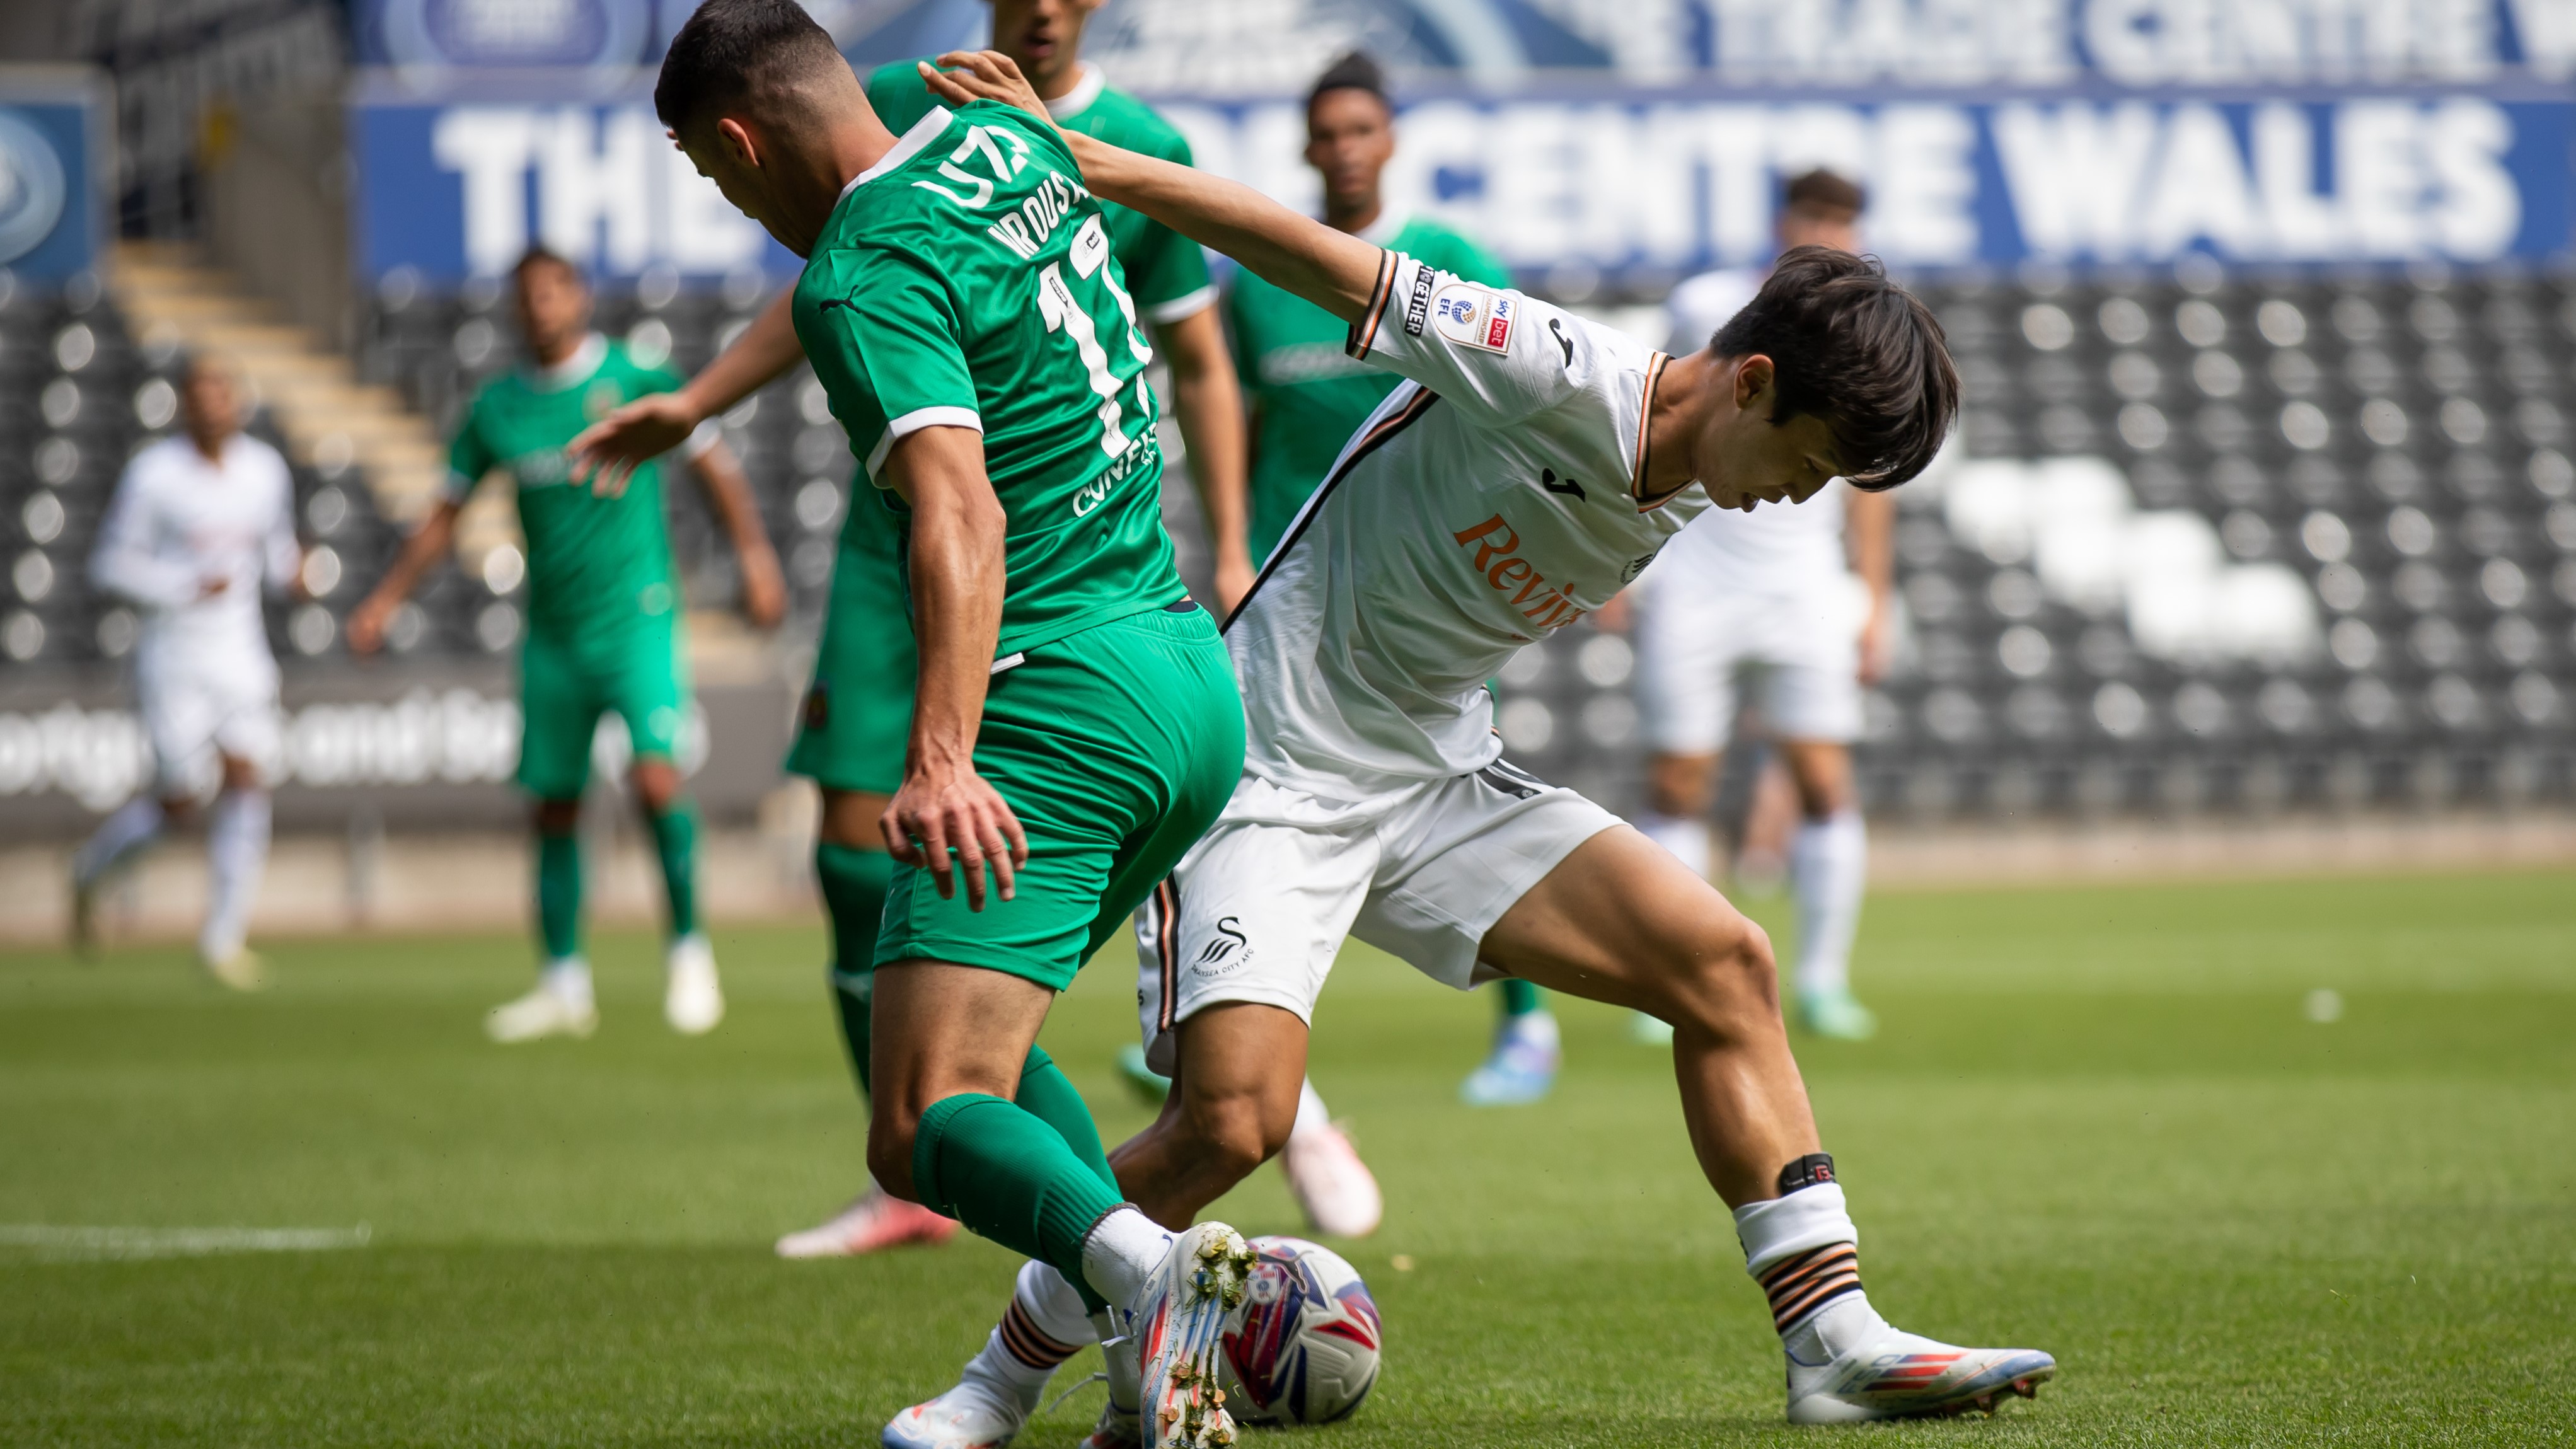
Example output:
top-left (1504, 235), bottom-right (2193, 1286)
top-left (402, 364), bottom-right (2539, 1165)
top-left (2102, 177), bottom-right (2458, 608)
top-left (107, 243), bottom-right (456, 528)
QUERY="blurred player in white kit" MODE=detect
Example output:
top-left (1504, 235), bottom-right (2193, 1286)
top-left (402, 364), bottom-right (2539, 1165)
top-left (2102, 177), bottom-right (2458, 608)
top-left (1639, 170), bottom-right (1892, 1041)
top-left (70, 355), bottom-right (303, 988)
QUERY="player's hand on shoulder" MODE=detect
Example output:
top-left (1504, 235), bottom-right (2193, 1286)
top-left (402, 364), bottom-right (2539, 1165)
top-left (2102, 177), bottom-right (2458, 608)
top-left (921, 51), bottom-right (1051, 125)
top-left (881, 761), bottom-right (1029, 912)
top-left (568, 391), bottom-right (701, 498)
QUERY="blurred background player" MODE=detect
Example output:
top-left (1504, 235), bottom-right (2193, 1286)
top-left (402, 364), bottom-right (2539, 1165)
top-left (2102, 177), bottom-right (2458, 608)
top-left (347, 247), bottom-right (785, 1042)
top-left (1636, 170), bottom-right (1892, 1041)
top-left (70, 354), bottom-right (304, 988)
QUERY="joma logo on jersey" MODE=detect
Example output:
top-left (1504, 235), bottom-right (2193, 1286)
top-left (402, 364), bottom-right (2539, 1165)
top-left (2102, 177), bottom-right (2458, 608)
top-left (1452, 514), bottom-right (1585, 631)
top-left (986, 170), bottom-right (1092, 260)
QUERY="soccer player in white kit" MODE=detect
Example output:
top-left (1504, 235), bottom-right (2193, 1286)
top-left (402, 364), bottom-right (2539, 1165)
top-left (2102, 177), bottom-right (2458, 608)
top-left (71, 355), bottom-right (304, 987)
top-left (1641, 169), bottom-right (1893, 1041)
top-left (889, 55), bottom-right (2055, 1441)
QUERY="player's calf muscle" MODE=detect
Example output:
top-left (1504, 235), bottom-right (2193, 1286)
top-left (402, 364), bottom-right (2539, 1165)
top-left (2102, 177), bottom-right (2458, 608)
top-left (865, 960), bottom-right (1052, 1199)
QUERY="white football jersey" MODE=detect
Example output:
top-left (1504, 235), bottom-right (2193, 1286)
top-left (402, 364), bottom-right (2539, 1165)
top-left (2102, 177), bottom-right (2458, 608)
top-left (1649, 265), bottom-right (1848, 600)
top-left (1225, 251), bottom-right (1716, 795)
top-left (90, 433), bottom-right (299, 665)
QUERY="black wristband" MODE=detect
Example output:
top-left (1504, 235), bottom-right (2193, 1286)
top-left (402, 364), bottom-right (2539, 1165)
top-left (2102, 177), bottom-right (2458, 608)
top-left (1777, 1153), bottom-right (1837, 1196)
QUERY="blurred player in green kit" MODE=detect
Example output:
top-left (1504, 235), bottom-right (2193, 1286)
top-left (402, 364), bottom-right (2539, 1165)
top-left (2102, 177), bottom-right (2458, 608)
top-left (1210, 52), bottom-right (1561, 1111)
top-left (571, 0), bottom-right (1264, 1267)
top-left (350, 247), bottom-right (787, 1041)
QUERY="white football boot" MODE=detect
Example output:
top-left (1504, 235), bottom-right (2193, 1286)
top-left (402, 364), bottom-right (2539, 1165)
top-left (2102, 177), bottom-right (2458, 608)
top-left (1786, 1322), bottom-right (2055, 1423)
top-left (1082, 1307), bottom-right (1144, 1449)
top-left (1127, 1221), bottom-right (1256, 1449)
top-left (663, 932), bottom-right (724, 1035)
top-left (200, 947), bottom-right (267, 993)
top-left (1278, 1120), bottom-right (1383, 1237)
top-left (486, 964), bottom-right (598, 1043)
top-left (882, 1382), bottom-right (1025, 1449)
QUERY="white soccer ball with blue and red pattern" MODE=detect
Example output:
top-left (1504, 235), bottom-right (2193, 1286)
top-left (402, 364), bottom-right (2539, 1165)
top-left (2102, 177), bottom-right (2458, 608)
top-left (1215, 1235), bottom-right (1382, 1425)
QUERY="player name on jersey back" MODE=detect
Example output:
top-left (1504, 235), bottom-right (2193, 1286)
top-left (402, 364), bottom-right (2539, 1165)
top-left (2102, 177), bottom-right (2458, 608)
top-left (1225, 252), bottom-right (1716, 795)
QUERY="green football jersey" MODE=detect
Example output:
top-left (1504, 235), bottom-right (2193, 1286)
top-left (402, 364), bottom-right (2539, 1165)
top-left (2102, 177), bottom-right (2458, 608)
top-left (445, 334), bottom-right (684, 640)
top-left (1226, 215), bottom-right (1510, 561)
top-left (867, 61), bottom-right (1214, 324)
top-left (793, 101), bottom-right (1186, 659)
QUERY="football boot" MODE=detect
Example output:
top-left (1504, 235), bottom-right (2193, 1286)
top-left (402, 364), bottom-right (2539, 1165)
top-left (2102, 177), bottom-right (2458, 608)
top-left (1786, 1324), bottom-right (2053, 1423)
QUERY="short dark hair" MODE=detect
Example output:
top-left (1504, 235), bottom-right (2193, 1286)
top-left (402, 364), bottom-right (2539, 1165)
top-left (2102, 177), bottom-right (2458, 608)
top-left (655, 0), bottom-right (848, 139)
top-left (512, 245), bottom-right (585, 287)
top-left (1782, 168), bottom-right (1866, 216)
top-left (1307, 51), bottom-right (1389, 113)
top-left (1711, 246), bottom-right (1955, 490)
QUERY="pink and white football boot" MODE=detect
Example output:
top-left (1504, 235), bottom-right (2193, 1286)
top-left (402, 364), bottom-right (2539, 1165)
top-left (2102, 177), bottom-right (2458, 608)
top-left (1278, 1120), bottom-right (1382, 1238)
top-left (1123, 1221), bottom-right (1257, 1449)
top-left (775, 1185), bottom-right (959, 1259)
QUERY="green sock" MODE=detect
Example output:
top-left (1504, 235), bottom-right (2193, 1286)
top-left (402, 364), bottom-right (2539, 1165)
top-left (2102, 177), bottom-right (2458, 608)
top-left (649, 801), bottom-right (700, 938)
top-left (1501, 977), bottom-right (1545, 1017)
top-left (536, 829), bottom-right (582, 960)
top-left (913, 1090), bottom-right (1126, 1300)
top-left (818, 843), bottom-right (896, 1097)
top-left (1017, 1044), bottom-right (1118, 1310)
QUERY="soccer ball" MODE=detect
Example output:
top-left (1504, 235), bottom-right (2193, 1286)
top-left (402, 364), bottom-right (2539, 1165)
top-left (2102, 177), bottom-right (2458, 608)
top-left (1216, 1235), bottom-right (1382, 1426)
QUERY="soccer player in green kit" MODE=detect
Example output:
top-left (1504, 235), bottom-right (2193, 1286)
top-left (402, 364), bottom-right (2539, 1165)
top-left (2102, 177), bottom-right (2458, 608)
top-left (350, 248), bottom-right (785, 1042)
top-left (644, 6), bottom-right (1259, 1446)
top-left (578, 0), bottom-right (1259, 1263)
top-left (1218, 51), bottom-right (1564, 1111)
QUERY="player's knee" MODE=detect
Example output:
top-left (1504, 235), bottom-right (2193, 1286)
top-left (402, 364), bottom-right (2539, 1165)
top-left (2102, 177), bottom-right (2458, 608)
top-left (532, 799), bottom-right (580, 834)
top-left (630, 760), bottom-right (681, 814)
top-left (865, 1107), bottom-right (924, 1203)
top-left (1179, 1085), bottom-right (1285, 1182)
top-left (1661, 912), bottom-right (1781, 1038)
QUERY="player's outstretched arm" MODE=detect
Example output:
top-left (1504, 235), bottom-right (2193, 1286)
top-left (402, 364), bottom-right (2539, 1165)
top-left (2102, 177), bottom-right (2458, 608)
top-left (684, 439), bottom-right (787, 628)
top-left (923, 53), bottom-right (1382, 323)
top-left (345, 500), bottom-right (461, 655)
top-left (877, 425), bottom-right (1027, 911)
top-left (569, 288), bottom-right (806, 496)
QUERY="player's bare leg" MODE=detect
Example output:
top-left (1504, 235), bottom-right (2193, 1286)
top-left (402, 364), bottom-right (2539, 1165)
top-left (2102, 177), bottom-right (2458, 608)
top-left (1112, 1003), bottom-right (1312, 1228)
top-left (1482, 826), bottom-right (2051, 1420)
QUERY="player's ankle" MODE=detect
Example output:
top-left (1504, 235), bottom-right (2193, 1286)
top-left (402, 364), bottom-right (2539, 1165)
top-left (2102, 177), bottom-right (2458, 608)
top-left (1078, 1205), bottom-right (1173, 1312)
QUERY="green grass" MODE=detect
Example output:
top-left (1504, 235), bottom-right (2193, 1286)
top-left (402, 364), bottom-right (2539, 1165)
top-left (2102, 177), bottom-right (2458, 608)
top-left (3, 870), bottom-right (2572, 1446)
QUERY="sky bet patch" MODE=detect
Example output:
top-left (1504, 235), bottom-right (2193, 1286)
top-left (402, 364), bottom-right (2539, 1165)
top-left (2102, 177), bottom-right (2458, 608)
top-left (1432, 282), bottom-right (1515, 354)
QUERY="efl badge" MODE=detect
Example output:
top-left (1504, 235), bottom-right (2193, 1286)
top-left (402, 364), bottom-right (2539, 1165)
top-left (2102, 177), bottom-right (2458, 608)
top-left (1431, 282), bottom-right (1516, 354)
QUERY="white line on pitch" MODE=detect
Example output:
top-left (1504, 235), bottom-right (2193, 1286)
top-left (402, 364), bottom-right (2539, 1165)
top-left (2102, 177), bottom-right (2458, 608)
top-left (0, 1224), bottom-right (373, 1261)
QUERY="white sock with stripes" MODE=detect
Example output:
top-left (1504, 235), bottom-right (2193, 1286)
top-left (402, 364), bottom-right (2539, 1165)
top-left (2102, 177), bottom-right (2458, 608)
top-left (1735, 1183), bottom-right (1889, 1364)
top-left (960, 1259), bottom-right (1098, 1414)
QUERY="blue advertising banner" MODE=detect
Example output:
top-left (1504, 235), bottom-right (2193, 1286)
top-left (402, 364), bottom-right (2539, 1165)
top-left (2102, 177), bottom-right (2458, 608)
top-left (349, 83), bottom-right (2576, 286)
top-left (0, 69), bottom-right (110, 284)
top-left (340, 0), bottom-right (2576, 285)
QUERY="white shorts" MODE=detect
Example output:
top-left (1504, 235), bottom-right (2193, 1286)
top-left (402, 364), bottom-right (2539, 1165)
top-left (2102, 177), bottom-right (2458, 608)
top-left (1129, 762), bottom-right (1622, 1074)
top-left (1632, 572), bottom-right (1869, 754)
top-left (136, 642), bottom-right (282, 796)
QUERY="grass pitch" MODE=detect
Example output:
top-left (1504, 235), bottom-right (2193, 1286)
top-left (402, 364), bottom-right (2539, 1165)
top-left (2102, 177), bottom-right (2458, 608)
top-left (3, 869), bottom-right (2571, 1446)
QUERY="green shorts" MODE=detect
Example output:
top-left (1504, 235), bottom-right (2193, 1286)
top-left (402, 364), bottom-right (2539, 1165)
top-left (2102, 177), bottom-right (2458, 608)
top-left (874, 603), bottom-right (1245, 991)
top-left (517, 615), bottom-right (691, 800)
top-left (785, 494), bottom-right (915, 796)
